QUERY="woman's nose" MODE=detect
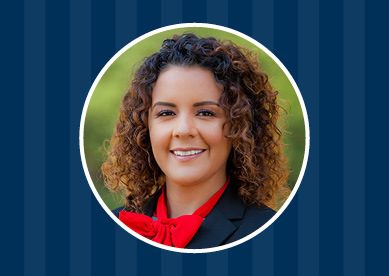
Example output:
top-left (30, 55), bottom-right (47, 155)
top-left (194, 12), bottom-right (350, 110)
top-left (172, 114), bottom-right (197, 138)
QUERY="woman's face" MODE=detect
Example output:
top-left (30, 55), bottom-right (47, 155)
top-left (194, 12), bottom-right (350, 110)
top-left (148, 65), bottom-right (232, 186)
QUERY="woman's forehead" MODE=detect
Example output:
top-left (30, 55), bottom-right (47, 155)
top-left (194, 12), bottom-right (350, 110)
top-left (151, 65), bottom-right (223, 102)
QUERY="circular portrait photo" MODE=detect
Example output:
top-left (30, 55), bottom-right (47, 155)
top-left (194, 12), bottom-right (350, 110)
top-left (80, 23), bottom-right (309, 253)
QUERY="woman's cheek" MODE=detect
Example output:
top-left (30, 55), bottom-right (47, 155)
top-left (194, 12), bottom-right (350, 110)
top-left (201, 122), bottom-right (227, 142)
top-left (153, 124), bottom-right (173, 148)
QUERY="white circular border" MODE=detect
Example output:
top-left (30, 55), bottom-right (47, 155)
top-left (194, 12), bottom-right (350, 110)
top-left (79, 23), bottom-right (310, 254)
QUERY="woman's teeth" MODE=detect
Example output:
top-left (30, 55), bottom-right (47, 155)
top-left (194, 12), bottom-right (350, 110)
top-left (173, 150), bottom-right (203, 156)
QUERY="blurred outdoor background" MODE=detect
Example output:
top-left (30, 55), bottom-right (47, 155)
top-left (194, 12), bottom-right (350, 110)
top-left (83, 27), bottom-right (306, 210)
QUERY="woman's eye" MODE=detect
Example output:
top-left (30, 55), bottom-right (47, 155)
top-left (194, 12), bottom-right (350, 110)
top-left (156, 110), bottom-right (175, 117)
top-left (197, 110), bottom-right (215, 117)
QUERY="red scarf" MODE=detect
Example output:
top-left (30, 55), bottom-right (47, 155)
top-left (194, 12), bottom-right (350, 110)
top-left (119, 178), bottom-right (230, 248)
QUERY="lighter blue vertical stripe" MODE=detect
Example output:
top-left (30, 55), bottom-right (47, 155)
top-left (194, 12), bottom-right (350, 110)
top-left (206, 0), bottom-right (228, 26)
top-left (343, 0), bottom-right (365, 275)
top-left (252, 0), bottom-right (274, 49)
top-left (69, 0), bottom-right (92, 275)
top-left (252, 229), bottom-right (274, 276)
top-left (24, 0), bottom-right (46, 275)
top-left (207, 251), bottom-right (228, 276)
top-left (115, 228), bottom-right (138, 275)
top-left (251, 1), bottom-right (275, 275)
top-left (297, 0), bottom-right (319, 275)
top-left (161, 251), bottom-right (182, 276)
top-left (161, 0), bottom-right (183, 26)
top-left (115, 0), bottom-right (138, 49)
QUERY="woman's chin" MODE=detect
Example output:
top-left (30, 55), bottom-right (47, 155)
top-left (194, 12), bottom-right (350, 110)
top-left (165, 172), bottom-right (205, 187)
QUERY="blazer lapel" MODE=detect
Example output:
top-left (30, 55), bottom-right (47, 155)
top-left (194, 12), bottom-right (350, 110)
top-left (185, 208), bottom-right (237, 249)
top-left (186, 182), bottom-right (246, 249)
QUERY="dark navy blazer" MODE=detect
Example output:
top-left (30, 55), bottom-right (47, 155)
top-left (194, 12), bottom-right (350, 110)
top-left (113, 181), bottom-right (276, 249)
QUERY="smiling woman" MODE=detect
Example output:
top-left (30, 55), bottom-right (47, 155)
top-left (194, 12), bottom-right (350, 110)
top-left (98, 33), bottom-right (292, 250)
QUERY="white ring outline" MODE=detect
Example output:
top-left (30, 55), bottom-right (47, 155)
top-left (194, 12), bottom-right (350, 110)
top-left (79, 23), bottom-right (310, 254)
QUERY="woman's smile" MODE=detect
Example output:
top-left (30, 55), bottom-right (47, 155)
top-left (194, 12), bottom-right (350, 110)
top-left (170, 148), bottom-right (207, 161)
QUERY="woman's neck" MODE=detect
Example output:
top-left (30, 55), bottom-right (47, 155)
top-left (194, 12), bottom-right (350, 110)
top-left (165, 173), bottom-right (227, 218)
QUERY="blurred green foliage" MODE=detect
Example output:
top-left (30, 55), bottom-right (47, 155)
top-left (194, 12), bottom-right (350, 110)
top-left (83, 27), bottom-right (306, 210)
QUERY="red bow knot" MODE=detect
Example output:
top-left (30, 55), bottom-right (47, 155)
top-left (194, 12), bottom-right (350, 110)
top-left (119, 178), bottom-right (230, 248)
top-left (119, 211), bottom-right (203, 248)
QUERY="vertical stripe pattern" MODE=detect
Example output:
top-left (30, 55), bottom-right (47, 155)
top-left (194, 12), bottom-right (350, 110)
top-left (273, 0), bottom-right (299, 275)
top-left (24, 0), bottom-right (46, 275)
top-left (15, 0), bottom-right (374, 275)
top-left (45, 1), bottom-right (70, 275)
top-left (319, 0), bottom-right (344, 275)
top-left (70, 0), bottom-right (92, 275)
top-left (90, 1), bottom-right (116, 275)
top-left (297, 0), bottom-right (320, 275)
top-left (343, 0), bottom-right (365, 275)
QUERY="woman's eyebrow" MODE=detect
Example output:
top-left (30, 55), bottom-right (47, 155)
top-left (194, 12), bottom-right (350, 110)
top-left (193, 101), bottom-right (220, 107)
top-left (152, 102), bottom-right (176, 110)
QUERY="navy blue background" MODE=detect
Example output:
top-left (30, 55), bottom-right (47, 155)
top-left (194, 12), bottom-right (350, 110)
top-left (2, 0), bottom-right (386, 275)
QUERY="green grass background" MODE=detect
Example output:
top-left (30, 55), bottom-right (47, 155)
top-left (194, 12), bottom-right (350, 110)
top-left (83, 27), bottom-right (306, 210)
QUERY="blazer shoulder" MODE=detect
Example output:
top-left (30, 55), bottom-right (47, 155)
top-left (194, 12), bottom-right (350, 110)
top-left (112, 206), bottom-right (125, 218)
top-left (242, 204), bottom-right (276, 227)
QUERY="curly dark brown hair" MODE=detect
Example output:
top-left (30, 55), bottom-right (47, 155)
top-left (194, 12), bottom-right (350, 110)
top-left (102, 33), bottom-right (289, 213)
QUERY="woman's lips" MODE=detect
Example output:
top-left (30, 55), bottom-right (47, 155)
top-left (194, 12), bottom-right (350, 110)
top-left (170, 149), bottom-right (206, 161)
